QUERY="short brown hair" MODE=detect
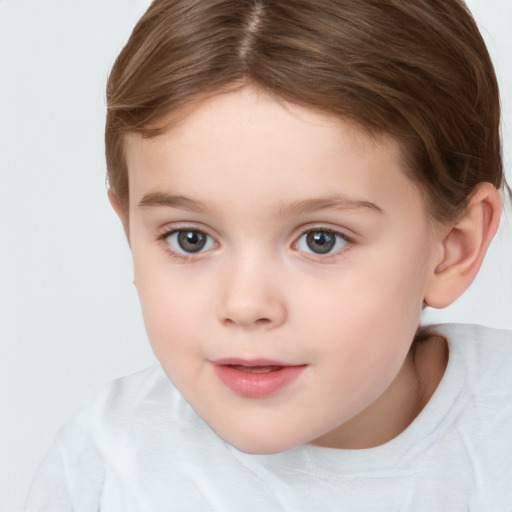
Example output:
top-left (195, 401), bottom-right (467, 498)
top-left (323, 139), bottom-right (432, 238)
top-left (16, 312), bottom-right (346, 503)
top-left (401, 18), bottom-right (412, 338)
top-left (106, 0), bottom-right (506, 221)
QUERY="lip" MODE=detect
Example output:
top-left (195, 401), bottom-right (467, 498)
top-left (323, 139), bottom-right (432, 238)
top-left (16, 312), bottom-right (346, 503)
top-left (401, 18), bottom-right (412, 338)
top-left (212, 358), bottom-right (307, 399)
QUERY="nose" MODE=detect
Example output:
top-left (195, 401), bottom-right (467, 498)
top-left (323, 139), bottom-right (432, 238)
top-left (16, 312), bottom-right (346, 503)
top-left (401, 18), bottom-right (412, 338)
top-left (217, 255), bottom-right (287, 330)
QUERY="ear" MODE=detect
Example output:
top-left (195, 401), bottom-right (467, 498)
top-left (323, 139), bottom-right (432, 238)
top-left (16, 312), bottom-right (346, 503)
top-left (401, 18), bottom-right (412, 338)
top-left (108, 189), bottom-right (130, 242)
top-left (424, 182), bottom-right (502, 309)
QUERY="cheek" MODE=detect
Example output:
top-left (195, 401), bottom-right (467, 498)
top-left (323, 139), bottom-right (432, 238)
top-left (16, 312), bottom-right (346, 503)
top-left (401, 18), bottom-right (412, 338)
top-left (296, 250), bottom-right (426, 336)
top-left (133, 254), bottom-right (212, 361)
top-left (293, 242), bottom-right (429, 377)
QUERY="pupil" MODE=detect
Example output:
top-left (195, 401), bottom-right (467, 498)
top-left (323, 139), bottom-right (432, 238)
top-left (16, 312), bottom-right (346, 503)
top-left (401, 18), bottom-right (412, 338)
top-left (306, 231), bottom-right (335, 254)
top-left (177, 231), bottom-right (206, 253)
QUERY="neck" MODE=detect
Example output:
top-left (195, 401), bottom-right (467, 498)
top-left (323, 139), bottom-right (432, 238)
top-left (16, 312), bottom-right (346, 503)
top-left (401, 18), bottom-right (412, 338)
top-left (311, 335), bottom-right (448, 450)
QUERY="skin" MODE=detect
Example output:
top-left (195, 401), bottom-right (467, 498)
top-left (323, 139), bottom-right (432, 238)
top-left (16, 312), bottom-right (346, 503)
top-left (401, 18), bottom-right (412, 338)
top-left (114, 86), bottom-right (488, 454)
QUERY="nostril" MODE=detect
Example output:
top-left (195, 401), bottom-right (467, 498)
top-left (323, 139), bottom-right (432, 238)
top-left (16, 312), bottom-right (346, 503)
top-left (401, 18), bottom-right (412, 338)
top-left (223, 317), bottom-right (272, 327)
top-left (217, 291), bottom-right (287, 329)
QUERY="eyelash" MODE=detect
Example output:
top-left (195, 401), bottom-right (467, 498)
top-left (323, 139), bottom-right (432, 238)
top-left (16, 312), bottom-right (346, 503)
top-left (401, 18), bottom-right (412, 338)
top-left (157, 227), bottom-right (216, 262)
top-left (156, 226), bottom-right (355, 263)
top-left (293, 227), bottom-right (354, 261)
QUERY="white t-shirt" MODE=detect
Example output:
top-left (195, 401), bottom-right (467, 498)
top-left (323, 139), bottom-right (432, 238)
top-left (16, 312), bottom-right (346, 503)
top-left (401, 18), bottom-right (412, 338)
top-left (26, 324), bottom-right (512, 511)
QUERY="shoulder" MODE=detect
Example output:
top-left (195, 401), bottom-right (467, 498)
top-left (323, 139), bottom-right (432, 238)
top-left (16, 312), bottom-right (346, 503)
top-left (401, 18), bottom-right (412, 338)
top-left (431, 323), bottom-right (512, 390)
top-left (429, 321), bottom-right (512, 345)
top-left (88, 363), bottom-right (175, 417)
top-left (425, 324), bottom-right (512, 503)
top-left (57, 363), bottom-right (224, 465)
top-left (433, 321), bottom-right (512, 343)
top-left (64, 363), bottom-right (195, 441)
top-left (25, 365), bottom-right (210, 510)
top-left (425, 324), bottom-right (512, 451)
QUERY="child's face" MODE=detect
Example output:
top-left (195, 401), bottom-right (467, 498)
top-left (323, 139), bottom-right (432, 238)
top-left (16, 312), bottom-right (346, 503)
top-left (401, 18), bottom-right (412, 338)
top-left (123, 86), bottom-right (443, 453)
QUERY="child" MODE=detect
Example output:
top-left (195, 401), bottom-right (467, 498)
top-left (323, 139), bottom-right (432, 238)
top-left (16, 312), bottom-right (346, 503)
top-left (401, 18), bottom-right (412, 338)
top-left (26, 0), bottom-right (512, 510)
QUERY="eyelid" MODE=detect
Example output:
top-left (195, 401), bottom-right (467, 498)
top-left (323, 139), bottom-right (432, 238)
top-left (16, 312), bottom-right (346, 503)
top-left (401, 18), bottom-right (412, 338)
top-left (156, 223), bottom-right (220, 260)
top-left (156, 221), bottom-right (219, 240)
top-left (292, 225), bottom-right (355, 260)
top-left (294, 223), bottom-right (356, 243)
top-left (155, 222), bottom-right (356, 262)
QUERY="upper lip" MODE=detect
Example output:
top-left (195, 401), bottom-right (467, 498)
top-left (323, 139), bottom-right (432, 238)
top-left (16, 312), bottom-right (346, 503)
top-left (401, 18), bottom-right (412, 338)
top-left (212, 358), bottom-right (303, 367)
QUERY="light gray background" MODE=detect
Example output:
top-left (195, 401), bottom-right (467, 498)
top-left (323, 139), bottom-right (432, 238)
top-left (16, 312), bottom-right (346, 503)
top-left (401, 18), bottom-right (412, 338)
top-left (0, 1), bottom-right (510, 510)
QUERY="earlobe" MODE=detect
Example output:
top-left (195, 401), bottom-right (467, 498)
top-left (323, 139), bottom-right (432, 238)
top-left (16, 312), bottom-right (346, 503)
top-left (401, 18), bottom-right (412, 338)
top-left (424, 183), bottom-right (502, 309)
top-left (108, 189), bottom-right (130, 242)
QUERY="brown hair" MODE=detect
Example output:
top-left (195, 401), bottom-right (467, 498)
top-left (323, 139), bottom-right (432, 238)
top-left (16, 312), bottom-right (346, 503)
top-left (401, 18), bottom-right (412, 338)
top-left (106, 0), bottom-right (506, 221)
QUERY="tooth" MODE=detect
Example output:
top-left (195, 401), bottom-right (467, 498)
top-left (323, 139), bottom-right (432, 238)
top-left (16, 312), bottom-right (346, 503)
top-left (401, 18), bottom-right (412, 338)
top-left (231, 365), bottom-right (282, 373)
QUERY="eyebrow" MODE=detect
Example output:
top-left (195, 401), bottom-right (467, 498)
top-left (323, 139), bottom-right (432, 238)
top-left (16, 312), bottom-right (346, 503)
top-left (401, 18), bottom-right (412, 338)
top-left (278, 196), bottom-right (383, 216)
top-left (138, 193), bottom-right (212, 213)
top-left (138, 192), bottom-right (383, 215)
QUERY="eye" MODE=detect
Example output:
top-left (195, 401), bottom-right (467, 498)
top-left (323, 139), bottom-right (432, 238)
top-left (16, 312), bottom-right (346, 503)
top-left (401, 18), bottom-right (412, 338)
top-left (165, 229), bottom-right (216, 254)
top-left (295, 229), bottom-right (349, 255)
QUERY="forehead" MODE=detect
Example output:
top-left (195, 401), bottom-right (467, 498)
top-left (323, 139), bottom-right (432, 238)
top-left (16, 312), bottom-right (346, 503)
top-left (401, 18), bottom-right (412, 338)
top-left (124, 86), bottom-right (424, 220)
top-left (129, 86), bottom-right (386, 156)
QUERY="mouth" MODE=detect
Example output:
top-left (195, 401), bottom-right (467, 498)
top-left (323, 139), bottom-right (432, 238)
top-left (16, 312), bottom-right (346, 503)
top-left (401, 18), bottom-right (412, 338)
top-left (212, 358), bottom-right (307, 399)
top-left (228, 364), bottom-right (284, 374)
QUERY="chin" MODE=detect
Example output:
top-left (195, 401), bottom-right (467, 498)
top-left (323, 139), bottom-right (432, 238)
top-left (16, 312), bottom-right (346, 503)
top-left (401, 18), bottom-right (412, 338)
top-left (219, 429), bottom-right (304, 455)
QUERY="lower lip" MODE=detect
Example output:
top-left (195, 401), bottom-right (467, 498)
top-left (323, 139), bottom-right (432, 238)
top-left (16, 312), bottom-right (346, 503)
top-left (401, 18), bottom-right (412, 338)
top-left (213, 364), bottom-right (306, 399)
